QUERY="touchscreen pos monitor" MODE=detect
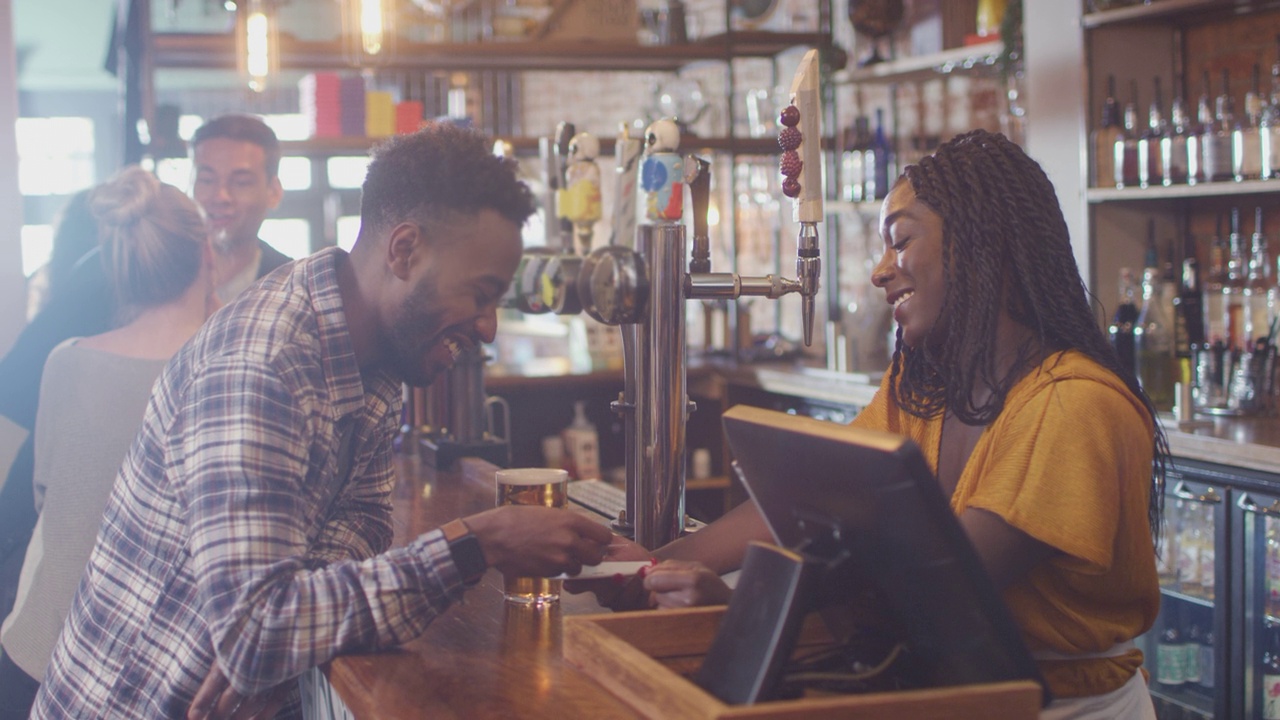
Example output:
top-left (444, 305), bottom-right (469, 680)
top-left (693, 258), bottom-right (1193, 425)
top-left (695, 404), bottom-right (1045, 705)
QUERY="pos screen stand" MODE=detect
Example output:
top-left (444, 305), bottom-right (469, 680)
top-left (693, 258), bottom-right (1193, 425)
top-left (694, 405), bottom-right (1046, 706)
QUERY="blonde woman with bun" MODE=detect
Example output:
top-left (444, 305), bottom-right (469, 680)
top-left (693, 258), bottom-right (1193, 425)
top-left (0, 166), bottom-right (216, 717)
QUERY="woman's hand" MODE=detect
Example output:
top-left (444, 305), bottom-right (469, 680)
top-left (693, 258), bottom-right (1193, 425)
top-left (642, 560), bottom-right (732, 609)
top-left (563, 533), bottom-right (655, 610)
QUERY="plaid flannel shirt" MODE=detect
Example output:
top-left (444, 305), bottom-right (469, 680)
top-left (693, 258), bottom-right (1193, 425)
top-left (35, 247), bottom-right (469, 718)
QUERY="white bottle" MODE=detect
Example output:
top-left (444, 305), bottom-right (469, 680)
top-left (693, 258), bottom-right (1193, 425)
top-left (562, 401), bottom-right (600, 480)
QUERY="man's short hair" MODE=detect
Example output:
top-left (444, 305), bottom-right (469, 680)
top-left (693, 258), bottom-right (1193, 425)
top-left (191, 114), bottom-right (281, 180)
top-left (359, 122), bottom-right (536, 240)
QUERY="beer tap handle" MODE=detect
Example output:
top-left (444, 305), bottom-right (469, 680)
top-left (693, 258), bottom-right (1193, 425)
top-left (783, 49), bottom-right (824, 346)
top-left (553, 121), bottom-right (577, 252)
top-left (685, 156), bottom-right (712, 273)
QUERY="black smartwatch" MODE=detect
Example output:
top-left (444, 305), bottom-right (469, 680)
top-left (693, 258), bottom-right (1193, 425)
top-left (441, 519), bottom-right (487, 586)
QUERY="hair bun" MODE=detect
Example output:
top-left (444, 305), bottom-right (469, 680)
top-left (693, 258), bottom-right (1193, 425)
top-left (89, 166), bottom-right (161, 230)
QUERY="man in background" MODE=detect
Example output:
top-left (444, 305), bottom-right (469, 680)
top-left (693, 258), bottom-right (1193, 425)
top-left (0, 113), bottom-right (291, 625)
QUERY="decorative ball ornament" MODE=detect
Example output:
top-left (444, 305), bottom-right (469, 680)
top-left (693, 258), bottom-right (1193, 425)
top-left (778, 126), bottom-right (802, 152)
top-left (778, 102), bottom-right (803, 198)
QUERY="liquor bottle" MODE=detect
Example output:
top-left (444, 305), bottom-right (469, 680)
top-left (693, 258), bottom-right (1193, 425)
top-left (1162, 76), bottom-right (1191, 185)
top-left (1199, 626), bottom-right (1215, 689)
top-left (1184, 621), bottom-right (1203, 685)
top-left (1246, 206), bottom-right (1275, 347)
top-left (1262, 625), bottom-right (1280, 719)
top-left (1173, 233), bottom-right (1206, 357)
top-left (864, 107), bottom-right (893, 201)
top-left (1205, 214), bottom-right (1229, 345)
top-left (1109, 267), bottom-right (1140, 378)
top-left (1224, 207), bottom-right (1248, 351)
top-left (1267, 518), bottom-right (1280, 620)
top-left (1177, 498), bottom-right (1205, 594)
top-left (1197, 502), bottom-right (1216, 600)
top-left (840, 114), bottom-right (870, 202)
top-left (1093, 75), bottom-right (1122, 188)
top-left (1235, 63), bottom-right (1265, 182)
top-left (1156, 609), bottom-right (1187, 686)
top-left (1265, 37), bottom-right (1280, 180)
top-left (1201, 69), bottom-right (1235, 182)
top-left (1157, 496), bottom-right (1180, 587)
top-left (1137, 224), bottom-right (1176, 410)
top-left (1189, 71), bottom-right (1213, 184)
top-left (1139, 77), bottom-right (1166, 188)
top-left (1114, 79), bottom-right (1141, 188)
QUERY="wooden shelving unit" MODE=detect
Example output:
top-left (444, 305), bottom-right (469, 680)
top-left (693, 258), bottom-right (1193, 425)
top-left (832, 39), bottom-right (1003, 86)
top-left (1082, 0), bottom-right (1222, 29)
top-left (151, 31), bottom-right (828, 73)
top-left (1087, 179), bottom-right (1280, 202)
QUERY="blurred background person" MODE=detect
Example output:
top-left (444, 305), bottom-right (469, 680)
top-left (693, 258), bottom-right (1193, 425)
top-left (0, 166), bottom-right (217, 718)
top-left (0, 113), bottom-right (288, 624)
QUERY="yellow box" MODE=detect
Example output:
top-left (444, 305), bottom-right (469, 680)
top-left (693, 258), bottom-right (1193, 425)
top-left (563, 606), bottom-right (1042, 720)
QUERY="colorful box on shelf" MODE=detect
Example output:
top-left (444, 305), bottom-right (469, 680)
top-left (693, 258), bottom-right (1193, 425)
top-left (563, 606), bottom-right (1043, 720)
top-left (365, 91), bottom-right (395, 138)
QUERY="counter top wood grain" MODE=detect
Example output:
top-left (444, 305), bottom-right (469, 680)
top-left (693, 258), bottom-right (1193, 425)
top-left (325, 455), bottom-right (640, 719)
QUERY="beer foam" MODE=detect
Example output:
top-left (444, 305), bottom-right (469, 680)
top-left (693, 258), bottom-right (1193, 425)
top-left (496, 468), bottom-right (569, 486)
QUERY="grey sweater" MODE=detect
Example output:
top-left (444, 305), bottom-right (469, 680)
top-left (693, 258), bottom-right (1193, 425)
top-left (0, 340), bottom-right (166, 679)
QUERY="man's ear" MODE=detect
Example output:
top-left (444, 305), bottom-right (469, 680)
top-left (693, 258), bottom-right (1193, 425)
top-left (385, 222), bottom-right (422, 281)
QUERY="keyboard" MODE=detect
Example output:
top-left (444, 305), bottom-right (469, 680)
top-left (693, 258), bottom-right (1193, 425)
top-left (568, 479), bottom-right (706, 530)
top-left (568, 479), bottom-right (627, 521)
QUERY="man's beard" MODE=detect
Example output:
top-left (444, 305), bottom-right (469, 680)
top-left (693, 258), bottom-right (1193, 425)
top-left (385, 278), bottom-right (450, 387)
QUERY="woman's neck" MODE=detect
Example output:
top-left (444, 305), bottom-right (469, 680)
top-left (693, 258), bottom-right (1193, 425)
top-left (79, 280), bottom-right (213, 359)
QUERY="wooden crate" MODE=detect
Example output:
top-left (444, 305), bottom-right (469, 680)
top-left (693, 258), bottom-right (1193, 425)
top-left (563, 606), bottom-right (1042, 720)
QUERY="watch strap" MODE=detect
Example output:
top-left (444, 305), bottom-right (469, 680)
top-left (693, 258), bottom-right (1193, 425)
top-left (441, 519), bottom-right (487, 586)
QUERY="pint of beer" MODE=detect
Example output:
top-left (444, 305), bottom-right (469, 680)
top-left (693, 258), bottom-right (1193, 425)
top-left (496, 468), bottom-right (569, 604)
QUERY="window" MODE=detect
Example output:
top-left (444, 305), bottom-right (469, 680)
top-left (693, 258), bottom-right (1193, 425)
top-left (337, 216), bottom-right (361, 251)
top-left (327, 156), bottom-right (371, 189)
top-left (20, 224), bottom-right (54, 277)
top-left (260, 218), bottom-right (311, 259)
top-left (16, 117), bottom-right (94, 196)
top-left (277, 156), bottom-right (312, 191)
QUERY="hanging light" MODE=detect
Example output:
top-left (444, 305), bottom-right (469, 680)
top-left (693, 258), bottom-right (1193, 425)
top-left (236, 0), bottom-right (279, 92)
top-left (341, 0), bottom-right (398, 68)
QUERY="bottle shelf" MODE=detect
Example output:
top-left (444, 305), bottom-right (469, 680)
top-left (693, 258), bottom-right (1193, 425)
top-left (832, 40), bottom-right (1002, 86)
top-left (1161, 586), bottom-right (1216, 609)
top-left (1087, 179), bottom-right (1280, 203)
top-left (1082, 0), bottom-right (1220, 29)
top-left (1149, 683), bottom-right (1215, 716)
top-left (281, 135), bottom-right (796, 158)
top-left (153, 31), bottom-right (828, 74)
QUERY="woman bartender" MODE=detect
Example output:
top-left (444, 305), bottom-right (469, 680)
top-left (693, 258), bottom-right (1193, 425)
top-left (606, 129), bottom-right (1168, 719)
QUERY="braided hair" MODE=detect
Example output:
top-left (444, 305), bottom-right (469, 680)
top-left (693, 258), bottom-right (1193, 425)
top-left (889, 129), bottom-right (1168, 541)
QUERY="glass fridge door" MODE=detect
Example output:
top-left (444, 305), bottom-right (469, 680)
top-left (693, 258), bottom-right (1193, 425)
top-left (1237, 488), bottom-right (1280, 720)
top-left (1141, 476), bottom-right (1226, 719)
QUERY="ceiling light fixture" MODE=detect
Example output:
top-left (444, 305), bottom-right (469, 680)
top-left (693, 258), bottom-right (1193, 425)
top-left (236, 0), bottom-right (279, 92)
top-left (341, 0), bottom-right (397, 68)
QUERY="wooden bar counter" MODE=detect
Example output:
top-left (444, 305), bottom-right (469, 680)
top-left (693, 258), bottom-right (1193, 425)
top-left (324, 453), bottom-right (641, 719)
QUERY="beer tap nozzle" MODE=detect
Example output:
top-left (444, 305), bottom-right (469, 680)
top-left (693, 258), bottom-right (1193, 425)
top-left (797, 222), bottom-right (820, 346)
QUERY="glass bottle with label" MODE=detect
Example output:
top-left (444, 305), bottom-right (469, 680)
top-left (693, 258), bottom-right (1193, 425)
top-left (1114, 79), bottom-right (1141, 188)
top-left (1139, 77), bottom-right (1166, 188)
top-left (1224, 207), bottom-right (1248, 351)
top-left (1156, 607), bottom-right (1187, 687)
top-left (1265, 39), bottom-right (1280, 180)
top-left (1174, 234), bottom-right (1205, 357)
top-left (1246, 206), bottom-right (1274, 347)
top-left (1093, 74), bottom-right (1122, 188)
top-left (1201, 69), bottom-right (1235, 183)
top-left (1162, 76), bottom-right (1191, 186)
top-left (1204, 214), bottom-right (1229, 345)
top-left (864, 107), bottom-right (893, 201)
top-left (1109, 267), bottom-right (1140, 378)
top-left (1234, 63), bottom-right (1265, 182)
top-left (1137, 224), bottom-right (1176, 410)
top-left (1262, 624), bottom-right (1280, 719)
top-left (840, 114), bottom-right (870, 202)
top-left (1189, 71), bottom-right (1213, 184)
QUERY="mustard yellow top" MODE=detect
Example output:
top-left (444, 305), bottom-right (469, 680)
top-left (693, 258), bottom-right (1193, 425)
top-left (851, 350), bottom-right (1160, 698)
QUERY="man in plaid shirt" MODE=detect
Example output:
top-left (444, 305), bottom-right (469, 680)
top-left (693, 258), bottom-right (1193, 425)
top-left (34, 123), bottom-right (612, 719)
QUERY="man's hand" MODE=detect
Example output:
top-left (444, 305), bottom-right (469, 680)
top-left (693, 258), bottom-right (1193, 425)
top-left (187, 664), bottom-right (292, 720)
top-left (462, 505), bottom-right (613, 578)
top-left (564, 534), bottom-right (655, 610)
top-left (642, 560), bottom-right (732, 609)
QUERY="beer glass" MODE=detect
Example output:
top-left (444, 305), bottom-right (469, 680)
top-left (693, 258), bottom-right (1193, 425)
top-left (496, 468), bottom-right (569, 604)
